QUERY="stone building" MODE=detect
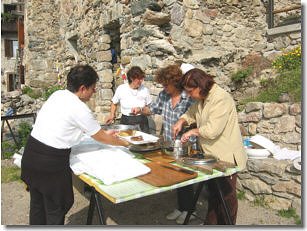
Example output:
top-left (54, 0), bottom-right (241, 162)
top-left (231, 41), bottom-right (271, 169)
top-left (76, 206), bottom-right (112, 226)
top-left (22, 0), bottom-right (301, 123)
top-left (1, 0), bottom-right (25, 93)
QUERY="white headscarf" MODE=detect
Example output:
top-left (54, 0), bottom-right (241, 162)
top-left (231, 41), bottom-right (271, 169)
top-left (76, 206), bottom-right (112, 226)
top-left (180, 63), bottom-right (195, 74)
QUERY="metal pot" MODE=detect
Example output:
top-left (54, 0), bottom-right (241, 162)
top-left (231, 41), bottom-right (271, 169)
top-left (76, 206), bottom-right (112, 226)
top-left (161, 140), bottom-right (190, 159)
top-left (101, 124), bottom-right (140, 131)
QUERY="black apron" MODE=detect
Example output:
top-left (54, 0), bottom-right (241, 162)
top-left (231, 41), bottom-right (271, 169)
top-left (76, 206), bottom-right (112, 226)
top-left (120, 114), bottom-right (150, 133)
top-left (21, 135), bottom-right (74, 213)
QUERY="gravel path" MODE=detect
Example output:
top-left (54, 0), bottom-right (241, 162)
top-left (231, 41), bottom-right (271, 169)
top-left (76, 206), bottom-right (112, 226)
top-left (1, 159), bottom-right (297, 226)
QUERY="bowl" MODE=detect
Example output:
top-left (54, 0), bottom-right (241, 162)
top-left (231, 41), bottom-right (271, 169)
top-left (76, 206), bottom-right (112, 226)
top-left (245, 148), bottom-right (271, 159)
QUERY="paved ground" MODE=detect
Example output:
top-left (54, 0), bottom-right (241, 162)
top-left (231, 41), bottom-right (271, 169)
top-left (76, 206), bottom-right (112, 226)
top-left (1, 159), bottom-right (298, 226)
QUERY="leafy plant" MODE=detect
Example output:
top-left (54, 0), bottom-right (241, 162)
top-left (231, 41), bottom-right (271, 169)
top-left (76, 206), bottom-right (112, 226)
top-left (1, 166), bottom-right (21, 183)
top-left (242, 67), bottom-right (301, 104)
top-left (42, 84), bottom-right (65, 101)
top-left (22, 86), bottom-right (42, 99)
top-left (231, 67), bottom-right (253, 83)
top-left (17, 122), bottom-right (32, 148)
top-left (278, 208), bottom-right (301, 225)
top-left (1, 141), bottom-right (17, 159)
top-left (272, 46), bottom-right (301, 72)
top-left (253, 195), bottom-right (269, 208)
top-left (237, 190), bottom-right (246, 200)
top-left (1, 12), bottom-right (17, 23)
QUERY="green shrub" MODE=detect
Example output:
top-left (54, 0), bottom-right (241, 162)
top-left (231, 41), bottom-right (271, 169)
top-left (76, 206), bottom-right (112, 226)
top-left (17, 122), bottom-right (32, 148)
top-left (1, 166), bottom-right (21, 183)
top-left (22, 86), bottom-right (42, 99)
top-left (278, 208), bottom-right (301, 225)
top-left (272, 46), bottom-right (301, 72)
top-left (43, 85), bottom-right (65, 101)
top-left (231, 67), bottom-right (253, 83)
top-left (1, 12), bottom-right (17, 22)
top-left (237, 190), bottom-right (245, 200)
top-left (1, 141), bottom-right (17, 159)
top-left (242, 67), bottom-right (301, 103)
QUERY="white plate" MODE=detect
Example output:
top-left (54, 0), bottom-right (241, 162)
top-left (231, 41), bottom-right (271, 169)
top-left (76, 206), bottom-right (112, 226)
top-left (118, 131), bottom-right (159, 145)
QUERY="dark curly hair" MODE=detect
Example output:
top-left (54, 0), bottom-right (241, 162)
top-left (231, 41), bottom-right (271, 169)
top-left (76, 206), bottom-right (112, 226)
top-left (155, 65), bottom-right (183, 91)
top-left (127, 66), bottom-right (145, 83)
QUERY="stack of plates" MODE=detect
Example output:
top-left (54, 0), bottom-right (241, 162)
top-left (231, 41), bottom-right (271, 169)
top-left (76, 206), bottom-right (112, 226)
top-left (245, 148), bottom-right (271, 159)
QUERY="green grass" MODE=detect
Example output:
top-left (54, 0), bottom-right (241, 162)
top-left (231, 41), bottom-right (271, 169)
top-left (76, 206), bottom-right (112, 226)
top-left (278, 208), bottom-right (301, 225)
top-left (253, 195), bottom-right (269, 208)
top-left (237, 190), bottom-right (245, 200)
top-left (1, 166), bottom-right (21, 183)
top-left (240, 67), bottom-right (301, 105)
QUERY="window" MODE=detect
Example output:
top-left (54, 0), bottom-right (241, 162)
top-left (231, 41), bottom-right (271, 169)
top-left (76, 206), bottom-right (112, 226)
top-left (4, 39), bottom-right (18, 58)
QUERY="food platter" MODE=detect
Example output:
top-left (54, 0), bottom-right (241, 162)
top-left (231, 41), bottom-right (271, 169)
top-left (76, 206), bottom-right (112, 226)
top-left (118, 131), bottom-right (159, 145)
top-left (177, 155), bottom-right (218, 166)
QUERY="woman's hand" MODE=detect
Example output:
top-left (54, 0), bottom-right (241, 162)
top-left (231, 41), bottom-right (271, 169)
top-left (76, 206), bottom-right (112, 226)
top-left (181, 128), bottom-right (199, 143)
top-left (104, 129), bottom-right (118, 136)
top-left (105, 115), bottom-right (115, 124)
top-left (131, 107), bottom-right (141, 115)
top-left (172, 118), bottom-right (186, 140)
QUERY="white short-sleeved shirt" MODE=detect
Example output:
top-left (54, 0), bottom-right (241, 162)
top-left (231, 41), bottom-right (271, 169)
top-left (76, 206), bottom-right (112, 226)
top-left (31, 89), bottom-right (101, 149)
top-left (112, 83), bottom-right (152, 116)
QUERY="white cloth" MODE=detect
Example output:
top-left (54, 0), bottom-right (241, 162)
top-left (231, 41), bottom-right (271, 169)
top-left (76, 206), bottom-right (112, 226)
top-left (180, 63), bottom-right (194, 74)
top-left (112, 83), bottom-right (152, 116)
top-left (70, 143), bottom-right (150, 185)
top-left (250, 134), bottom-right (301, 160)
top-left (31, 89), bottom-right (101, 149)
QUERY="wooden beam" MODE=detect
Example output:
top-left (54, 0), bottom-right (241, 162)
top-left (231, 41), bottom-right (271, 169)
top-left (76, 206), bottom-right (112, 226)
top-left (273, 5), bottom-right (301, 14)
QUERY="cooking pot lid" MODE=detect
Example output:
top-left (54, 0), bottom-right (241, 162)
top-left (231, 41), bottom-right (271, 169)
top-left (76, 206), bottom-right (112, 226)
top-left (178, 155), bottom-right (218, 165)
top-left (129, 143), bottom-right (161, 153)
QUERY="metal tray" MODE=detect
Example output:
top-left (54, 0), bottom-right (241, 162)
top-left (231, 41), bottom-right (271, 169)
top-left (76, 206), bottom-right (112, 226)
top-left (129, 143), bottom-right (161, 153)
top-left (178, 156), bottom-right (218, 166)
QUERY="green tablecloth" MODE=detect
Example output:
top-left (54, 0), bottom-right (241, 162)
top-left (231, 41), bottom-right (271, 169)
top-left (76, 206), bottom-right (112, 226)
top-left (79, 158), bottom-right (240, 204)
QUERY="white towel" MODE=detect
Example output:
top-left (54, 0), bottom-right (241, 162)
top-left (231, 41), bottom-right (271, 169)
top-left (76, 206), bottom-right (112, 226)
top-left (70, 148), bottom-right (150, 185)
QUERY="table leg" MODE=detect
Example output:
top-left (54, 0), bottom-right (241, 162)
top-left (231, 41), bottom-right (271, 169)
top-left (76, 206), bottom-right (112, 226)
top-left (86, 187), bottom-right (106, 225)
top-left (214, 179), bottom-right (233, 225)
top-left (86, 188), bottom-right (96, 225)
top-left (5, 120), bottom-right (19, 147)
top-left (183, 182), bottom-right (204, 225)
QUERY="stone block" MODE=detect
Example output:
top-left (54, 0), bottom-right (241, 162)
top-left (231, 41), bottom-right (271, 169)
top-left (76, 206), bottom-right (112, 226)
top-left (241, 178), bottom-right (272, 194)
top-left (263, 103), bottom-right (287, 118)
top-left (272, 181), bottom-right (301, 197)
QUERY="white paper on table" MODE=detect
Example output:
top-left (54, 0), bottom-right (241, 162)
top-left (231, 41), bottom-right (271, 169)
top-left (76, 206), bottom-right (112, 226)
top-left (70, 148), bottom-right (150, 185)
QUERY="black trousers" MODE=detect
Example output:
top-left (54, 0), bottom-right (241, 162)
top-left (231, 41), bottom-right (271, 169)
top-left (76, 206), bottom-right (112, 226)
top-left (204, 174), bottom-right (238, 225)
top-left (177, 185), bottom-right (194, 212)
top-left (21, 136), bottom-right (73, 225)
top-left (121, 114), bottom-right (150, 133)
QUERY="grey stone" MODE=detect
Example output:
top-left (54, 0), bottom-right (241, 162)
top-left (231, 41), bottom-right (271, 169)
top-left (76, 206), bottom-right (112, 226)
top-left (143, 9), bottom-right (171, 26)
top-left (171, 3), bottom-right (184, 26)
top-left (272, 181), bottom-right (301, 197)
top-left (257, 173), bottom-right (279, 185)
top-left (247, 159), bottom-right (289, 177)
top-left (289, 103), bottom-right (301, 115)
top-left (274, 115), bottom-right (296, 133)
top-left (264, 195), bottom-right (292, 210)
top-left (241, 178), bottom-right (272, 194)
top-left (263, 103), bottom-right (287, 118)
top-left (245, 102), bottom-right (263, 113)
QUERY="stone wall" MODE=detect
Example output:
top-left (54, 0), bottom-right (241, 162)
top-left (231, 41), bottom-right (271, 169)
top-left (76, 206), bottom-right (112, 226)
top-left (238, 102), bottom-right (301, 150)
top-left (23, 0), bottom-right (301, 123)
top-left (237, 158), bottom-right (301, 214)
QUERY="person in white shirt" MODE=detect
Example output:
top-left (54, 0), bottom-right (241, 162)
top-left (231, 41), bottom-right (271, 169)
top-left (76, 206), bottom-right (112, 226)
top-left (21, 64), bottom-right (129, 225)
top-left (105, 66), bottom-right (152, 133)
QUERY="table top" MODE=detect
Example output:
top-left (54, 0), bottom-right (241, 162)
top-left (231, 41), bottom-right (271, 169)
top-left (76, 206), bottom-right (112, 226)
top-left (79, 158), bottom-right (240, 204)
